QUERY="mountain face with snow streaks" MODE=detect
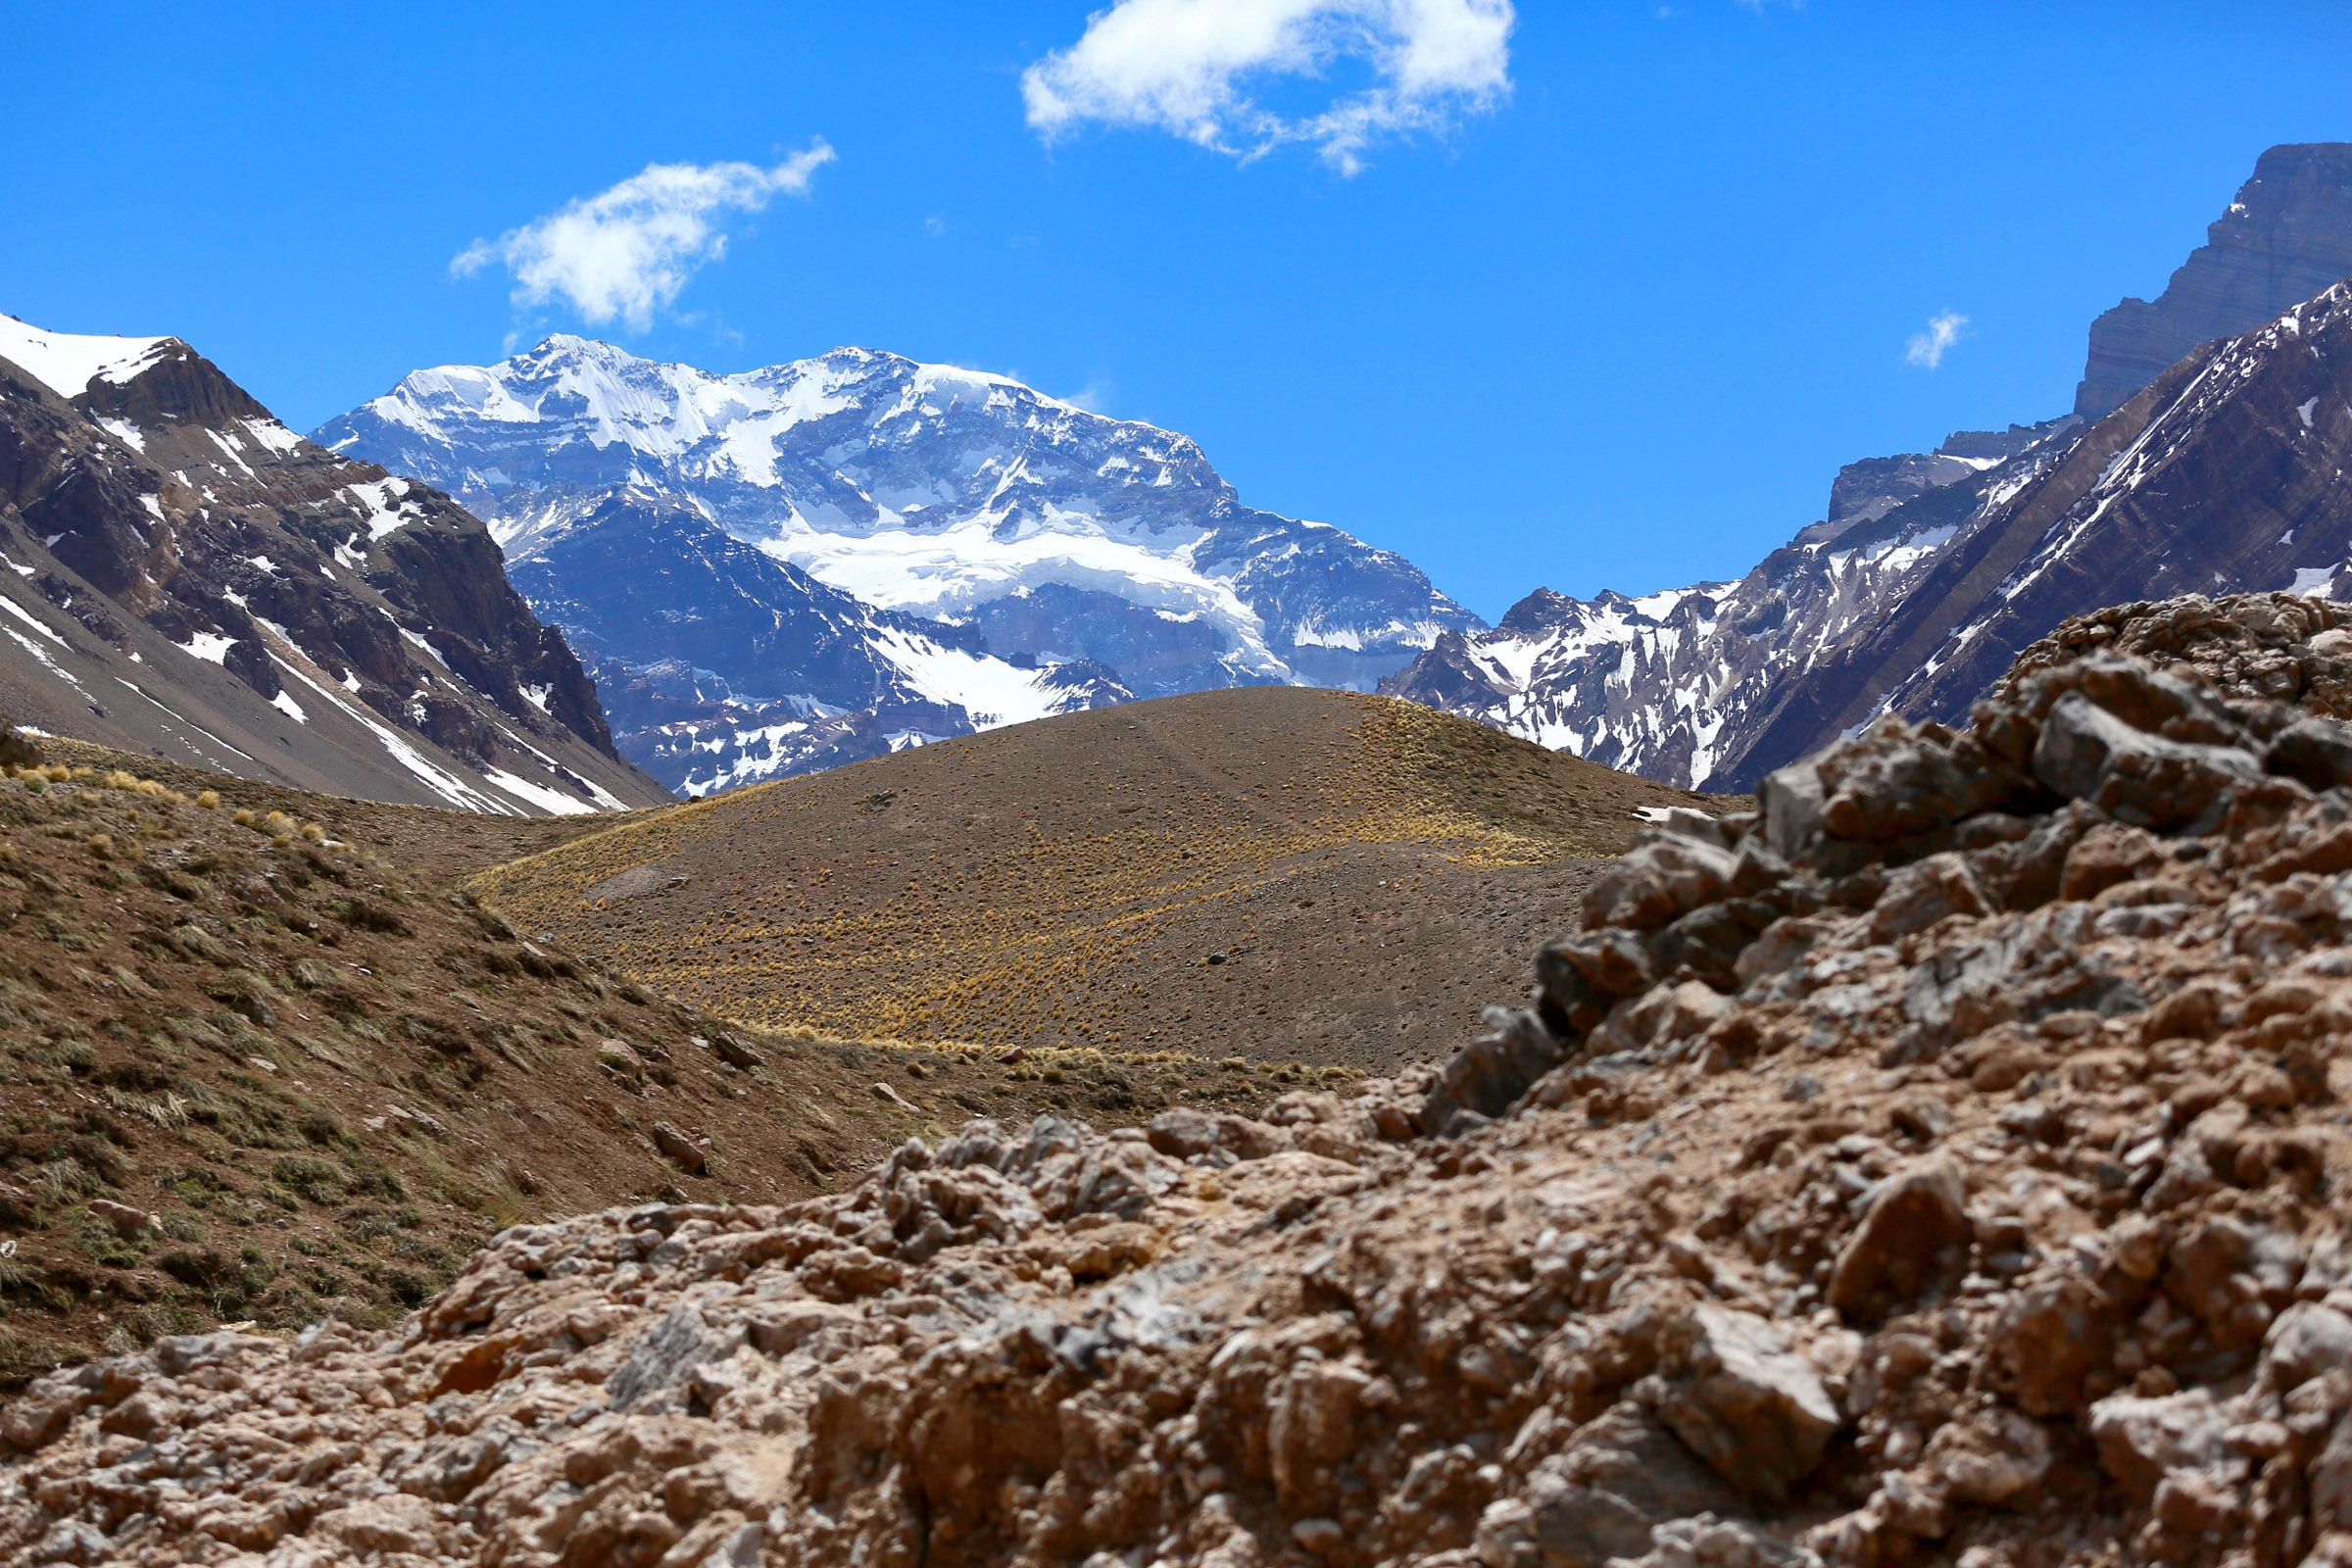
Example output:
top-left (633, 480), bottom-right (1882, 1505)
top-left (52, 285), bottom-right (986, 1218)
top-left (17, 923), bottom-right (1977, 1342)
top-left (1381, 419), bottom-right (2081, 789)
top-left (503, 488), bottom-right (1131, 793)
top-left (0, 314), bottom-right (662, 813)
top-left (316, 337), bottom-right (1476, 791)
top-left (1388, 141), bottom-right (2352, 793)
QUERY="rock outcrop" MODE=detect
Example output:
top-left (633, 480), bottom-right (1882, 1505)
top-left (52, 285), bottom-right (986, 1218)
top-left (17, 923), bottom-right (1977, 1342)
top-left (2078, 143), bottom-right (2352, 420)
top-left (15, 591), bottom-right (2352, 1565)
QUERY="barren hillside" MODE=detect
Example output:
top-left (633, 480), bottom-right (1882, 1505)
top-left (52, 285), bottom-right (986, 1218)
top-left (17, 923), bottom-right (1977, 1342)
top-left (473, 687), bottom-right (1730, 1070)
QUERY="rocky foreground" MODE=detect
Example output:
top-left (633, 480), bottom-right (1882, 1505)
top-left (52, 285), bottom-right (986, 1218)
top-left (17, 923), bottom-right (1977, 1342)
top-left (12, 592), bottom-right (2352, 1566)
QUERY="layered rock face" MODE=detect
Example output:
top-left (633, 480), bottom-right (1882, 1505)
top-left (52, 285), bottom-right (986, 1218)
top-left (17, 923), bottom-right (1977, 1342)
top-left (317, 338), bottom-right (1477, 790)
top-left (2077, 143), bottom-right (2352, 420)
top-left (0, 316), bottom-right (662, 812)
top-left (1389, 144), bottom-right (2352, 797)
top-left (17, 591), bottom-right (2352, 1566)
top-left (1392, 270), bottom-right (2352, 794)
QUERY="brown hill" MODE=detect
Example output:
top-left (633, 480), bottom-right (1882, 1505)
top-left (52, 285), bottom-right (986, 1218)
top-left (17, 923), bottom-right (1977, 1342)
top-left (0, 730), bottom-right (1268, 1387)
top-left (473, 687), bottom-right (1732, 1072)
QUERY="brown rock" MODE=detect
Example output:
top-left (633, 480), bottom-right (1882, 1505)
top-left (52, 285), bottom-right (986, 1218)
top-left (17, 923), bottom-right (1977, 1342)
top-left (650, 1121), bottom-right (709, 1176)
top-left (1656, 1304), bottom-right (1842, 1500)
top-left (1826, 1157), bottom-right (1972, 1324)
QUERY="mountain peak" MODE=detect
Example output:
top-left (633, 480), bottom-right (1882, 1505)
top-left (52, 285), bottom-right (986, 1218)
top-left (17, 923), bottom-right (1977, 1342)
top-left (0, 313), bottom-right (176, 402)
top-left (2075, 140), bottom-right (2352, 418)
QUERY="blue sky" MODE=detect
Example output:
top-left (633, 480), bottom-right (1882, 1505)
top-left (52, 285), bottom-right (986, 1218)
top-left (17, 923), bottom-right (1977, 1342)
top-left (6, 2), bottom-right (2352, 620)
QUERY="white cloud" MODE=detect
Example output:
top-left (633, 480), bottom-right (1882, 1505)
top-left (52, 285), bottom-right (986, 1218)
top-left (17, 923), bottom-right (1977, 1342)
top-left (1904, 310), bottom-right (1968, 369)
top-left (1022, 0), bottom-right (1513, 175)
top-left (453, 145), bottom-right (835, 330)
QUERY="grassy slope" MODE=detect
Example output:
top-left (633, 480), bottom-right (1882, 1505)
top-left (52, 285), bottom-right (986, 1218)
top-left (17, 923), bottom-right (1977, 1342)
top-left (0, 750), bottom-right (1274, 1387)
top-left (475, 689), bottom-right (1733, 1069)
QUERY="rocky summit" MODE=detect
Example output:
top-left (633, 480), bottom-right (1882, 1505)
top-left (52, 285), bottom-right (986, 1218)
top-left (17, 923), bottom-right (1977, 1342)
top-left (1388, 142), bottom-right (2352, 798)
top-left (16, 590), bottom-right (2352, 1566)
top-left (2076, 144), bottom-right (2352, 421)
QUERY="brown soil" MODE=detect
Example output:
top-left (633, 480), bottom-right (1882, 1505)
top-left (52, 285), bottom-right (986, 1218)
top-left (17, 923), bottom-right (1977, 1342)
top-left (475, 687), bottom-right (1732, 1072)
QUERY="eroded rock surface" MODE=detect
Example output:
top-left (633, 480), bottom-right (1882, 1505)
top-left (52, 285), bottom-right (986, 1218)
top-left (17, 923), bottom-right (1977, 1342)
top-left (17, 596), bottom-right (2352, 1565)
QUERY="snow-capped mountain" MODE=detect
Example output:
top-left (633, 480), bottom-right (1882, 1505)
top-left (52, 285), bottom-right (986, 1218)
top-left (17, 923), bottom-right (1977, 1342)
top-left (316, 337), bottom-right (1477, 790)
top-left (504, 487), bottom-right (1130, 793)
top-left (1388, 141), bottom-right (2352, 791)
top-left (1381, 419), bottom-right (2079, 789)
top-left (0, 314), bottom-right (662, 814)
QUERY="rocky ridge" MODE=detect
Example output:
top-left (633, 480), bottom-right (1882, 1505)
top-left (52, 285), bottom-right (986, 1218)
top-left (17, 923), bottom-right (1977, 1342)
top-left (15, 590), bottom-right (2352, 1565)
top-left (1379, 418), bottom-right (2082, 790)
top-left (0, 315), bottom-right (662, 813)
top-left (1387, 143), bottom-right (2352, 797)
top-left (2077, 144), bottom-right (2352, 420)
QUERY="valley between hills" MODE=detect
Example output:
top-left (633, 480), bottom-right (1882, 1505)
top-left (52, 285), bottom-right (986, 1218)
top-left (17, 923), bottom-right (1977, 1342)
top-left (0, 687), bottom-right (1710, 1383)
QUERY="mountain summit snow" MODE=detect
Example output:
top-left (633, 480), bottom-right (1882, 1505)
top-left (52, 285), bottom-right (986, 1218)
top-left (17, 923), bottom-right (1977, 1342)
top-left (318, 338), bottom-right (1477, 792)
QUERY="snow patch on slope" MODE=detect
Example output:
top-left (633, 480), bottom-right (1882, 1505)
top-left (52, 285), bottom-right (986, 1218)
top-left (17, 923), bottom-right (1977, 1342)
top-left (0, 314), bottom-right (172, 401)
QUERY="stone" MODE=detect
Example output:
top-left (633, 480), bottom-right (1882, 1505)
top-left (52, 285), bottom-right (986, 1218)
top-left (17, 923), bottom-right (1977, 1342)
top-left (1990, 1276), bottom-right (2115, 1416)
top-left (1870, 853), bottom-right (1988, 940)
top-left (2088, 1389), bottom-right (2237, 1501)
top-left (1423, 1007), bottom-right (1569, 1137)
top-left (652, 1122), bottom-right (710, 1176)
top-left (1584, 839), bottom-right (1740, 931)
top-left (1483, 1404), bottom-right (1749, 1568)
top-left (1544, 928), bottom-right (1658, 1000)
top-left (2260, 1301), bottom-right (2352, 1390)
top-left (1145, 1108), bottom-right (1291, 1162)
top-left (1587, 981), bottom-right (1733, 1058)
top-left (1825, 1157), bottom-right (1971, 1324)
top-left (1922, 1406), bottom-right (2052, 1506)
top-left (1656, 1305), bottom-right (1842, 1500)
top-left (85, 1199), bottom-right (154, 1234)
top-left (2032, 691), bottom-right (2262, 831)
top-left (2267, 716), bottom-right (2352, 792)
top-left (710, 1033), bottom-right (765, 1071)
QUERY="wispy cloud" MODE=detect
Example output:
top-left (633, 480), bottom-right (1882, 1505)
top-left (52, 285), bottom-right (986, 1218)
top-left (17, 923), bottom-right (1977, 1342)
top-left (1021, 0), bottom-right (1514, 175)
top-left (1905, 310), bottom-right (1968, 369)
top-left (453, 145), bottom-right (835, 331)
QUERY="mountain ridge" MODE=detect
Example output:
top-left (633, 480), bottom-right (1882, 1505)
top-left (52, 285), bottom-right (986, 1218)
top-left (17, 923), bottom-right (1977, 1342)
top-left (0, 314), bottom-right (663, 813)
top-left (1386, 141), bottom-right (2352, 794)
top-left (318, 336), bottom-right (1480, 793)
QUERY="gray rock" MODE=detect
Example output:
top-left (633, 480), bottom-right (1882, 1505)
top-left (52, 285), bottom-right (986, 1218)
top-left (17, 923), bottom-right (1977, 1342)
top-left (1655, 1305), bottom-right (1842, 1500)
top-left (2032, 691), bottom-right (2261, 830)
top-left (2259, 1300), bottom-right (2352, 1390)
top-left (2087, 1389), bottom-right (2238, 1501)
top-left (1481, 1404), bottom-right (1749, 1568)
